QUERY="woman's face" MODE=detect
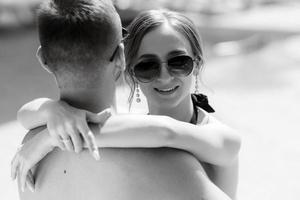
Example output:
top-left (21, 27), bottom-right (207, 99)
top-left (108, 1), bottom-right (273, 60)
top-left (134, 24), bottom-right (198, 109)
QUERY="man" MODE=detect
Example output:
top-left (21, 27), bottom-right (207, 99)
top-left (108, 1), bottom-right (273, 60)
top-left (12, 0), bottom-right (231, 199)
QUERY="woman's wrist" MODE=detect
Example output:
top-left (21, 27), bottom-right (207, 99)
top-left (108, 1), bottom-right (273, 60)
top-left (160, 117), bottom-right (189, 149)
top-left (40, 99), bottom-right (71, 123)
top-left (153, 115), bottom-right (178, 147)
top-left (38, 98), bottom-right (57, 122)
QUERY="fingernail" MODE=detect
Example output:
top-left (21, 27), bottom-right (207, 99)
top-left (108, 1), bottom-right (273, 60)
top-left (93, 150), bottom-right (100, 161)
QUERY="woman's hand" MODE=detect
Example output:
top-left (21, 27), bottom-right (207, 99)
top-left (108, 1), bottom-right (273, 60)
top-left (44, 100), bottom-right (111, 159)
top-left (11, 129), bottom-right (57, 193)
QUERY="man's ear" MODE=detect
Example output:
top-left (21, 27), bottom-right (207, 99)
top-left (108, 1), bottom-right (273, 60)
top-left (36, 46), bottom-right (52, 74)
top-left (112, 43), bottom-right (126, 81)
top-left (115, 43), bottom-right (126, 71)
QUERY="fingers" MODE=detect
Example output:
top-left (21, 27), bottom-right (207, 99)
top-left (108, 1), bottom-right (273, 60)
top-left (59, 127), bottom-right (74, 152)
top-left (53, 135), bottom-right (66, 151)
top-left (12, 155), bottom-right (35, 193)
top-left (19, 163), bottom-right (36, 193)
top-left (47, 123), bottom-right (66, 151)
top-left (81, 108), bottom-right (112, 160)
top-left (20, 162), bottom-right (29, 192)
top-left (61, 137), bottom-right (73, 152)
top-left (86, 108), bottom-right (111, 124)
top-left (77, 123), bottom-right (100, 161)
top-left (49, 122), bottom-right (83, 153)
top-left (67, 128), bottom-right (83, 153)
top-left (11, 153), bottom-right (19, 180)
top-left (45, 107), bottom-right (111, 158)
top-left (26, 170), bottom-right (35, 192)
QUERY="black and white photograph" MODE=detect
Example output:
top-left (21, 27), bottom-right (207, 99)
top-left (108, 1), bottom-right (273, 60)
top-left (1, 0), bottom-right (299, 199)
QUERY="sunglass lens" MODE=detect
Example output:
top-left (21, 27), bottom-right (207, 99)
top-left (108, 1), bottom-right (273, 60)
top-left (168, 56), bottom-right (194, 76)
top-left (133, 60), bottom-right (160, 82)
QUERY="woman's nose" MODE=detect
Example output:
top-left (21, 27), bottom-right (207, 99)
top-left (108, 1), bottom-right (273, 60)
top-left (156, 63), bottom-right (173, 82)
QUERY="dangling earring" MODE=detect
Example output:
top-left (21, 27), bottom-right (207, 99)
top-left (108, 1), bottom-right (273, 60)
top-left (194, 73), bottom-right (200, 94)
top-left (136, 84), bottom-right (141, 103)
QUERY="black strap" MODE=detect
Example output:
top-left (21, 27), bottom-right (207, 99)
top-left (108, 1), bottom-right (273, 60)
top-left (190, 93), bottom-right (215, 125)
top-left (191, 93), bottom-right (215, 113)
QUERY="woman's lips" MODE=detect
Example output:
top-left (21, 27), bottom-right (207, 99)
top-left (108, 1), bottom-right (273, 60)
top-left (154, 86), bottom-right (179, 95)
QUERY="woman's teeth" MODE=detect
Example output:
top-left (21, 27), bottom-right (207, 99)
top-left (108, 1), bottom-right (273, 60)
top-left (155, 86), bottom-right (178, 93)
top-left (159, 88), bottom-right (174, 92)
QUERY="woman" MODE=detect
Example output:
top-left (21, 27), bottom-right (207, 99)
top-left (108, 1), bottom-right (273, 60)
top-left (12, 10), bottom-right (240, 199)
top-left (125, 10), bottom-right (239, 198)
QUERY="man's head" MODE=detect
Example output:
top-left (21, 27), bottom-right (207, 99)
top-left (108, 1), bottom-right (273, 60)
top-left (36, 0), bottom-right (124, 89)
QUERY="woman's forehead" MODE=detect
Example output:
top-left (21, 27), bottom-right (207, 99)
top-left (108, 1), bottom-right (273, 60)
top-left (137, 24), bottom-right (193, 58)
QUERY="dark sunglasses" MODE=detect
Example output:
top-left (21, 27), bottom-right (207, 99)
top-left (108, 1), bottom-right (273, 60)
top-left (132, 55), bottom-right (197, 83)
top-left (109, 28), bottom-right (129, 62)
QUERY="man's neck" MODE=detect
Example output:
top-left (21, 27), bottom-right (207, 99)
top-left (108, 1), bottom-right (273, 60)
top-left (60, 87), bottom-right (116, 113)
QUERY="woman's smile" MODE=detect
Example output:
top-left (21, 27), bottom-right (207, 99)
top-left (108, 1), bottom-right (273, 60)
top-left (136, 24), bottom-right (195, 108)
top-left (154, 85), bottom-right (180, 96)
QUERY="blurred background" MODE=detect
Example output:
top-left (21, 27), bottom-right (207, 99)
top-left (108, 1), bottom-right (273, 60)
top-left (1, 0), bottom-right (300, 199)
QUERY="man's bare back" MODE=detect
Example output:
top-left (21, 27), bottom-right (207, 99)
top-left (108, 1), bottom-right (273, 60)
top-left (18, 126), bottom-right (225, 200)
top-left (20, 146), bottom-right (212, 200)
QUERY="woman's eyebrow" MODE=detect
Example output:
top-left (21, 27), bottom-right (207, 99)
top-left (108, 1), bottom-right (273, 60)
top-left (138, 54), bottom-right (159, 60)
top-left (167, 50), bottom-right (188, 57)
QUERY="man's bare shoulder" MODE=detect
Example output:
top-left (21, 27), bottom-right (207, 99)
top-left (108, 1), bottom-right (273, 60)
top-left (22, 126), bottom-right (47, 144)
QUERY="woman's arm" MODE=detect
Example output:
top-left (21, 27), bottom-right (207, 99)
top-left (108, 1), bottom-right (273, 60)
top-left (17, 98), bottom-right (110, 157)
top-left (95, 115), bottom-right (240, 199)
top-left (17, 98), bottom-right (53, 130)
top-left (93, 114), bottom-right (241, 166)
top-left (211, 158), bottom-right (239, 200)
top-left (11, 127), bottom-right (57, 192)
top-left (169, 115), bottom-right (241, 165)
top-left (18, 98), bottom-right (241, 166)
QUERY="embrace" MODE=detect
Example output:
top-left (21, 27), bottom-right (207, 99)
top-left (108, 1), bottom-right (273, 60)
top-left (11, 0), bottom-right (241, 200)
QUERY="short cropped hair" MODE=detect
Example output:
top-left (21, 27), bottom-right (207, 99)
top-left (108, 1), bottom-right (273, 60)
top-left (38, 0), bottom-right (121, 73)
